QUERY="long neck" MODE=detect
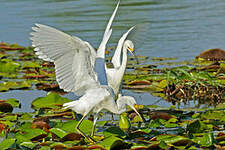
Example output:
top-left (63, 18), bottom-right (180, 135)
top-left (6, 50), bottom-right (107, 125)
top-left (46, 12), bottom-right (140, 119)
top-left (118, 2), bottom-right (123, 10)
top-left (111, 43), bottom-right (123, 68)
top-left (118, 45), bottom-right (128, 76)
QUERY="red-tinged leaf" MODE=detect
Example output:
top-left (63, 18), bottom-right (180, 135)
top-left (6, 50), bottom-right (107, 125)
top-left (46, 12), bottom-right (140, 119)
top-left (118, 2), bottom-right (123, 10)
top-left (62, 133), bottom-right (82, 141)
top-left (31, 121), bottom-right (51, 132)
top-left (0, 102), bottom-right (13, 113)
top-left (128, 80), bottom-right (151, 85)
top-left (67, 146), bottom-right (86, 150)
top-left (0, 45), bottom-right (24, 50)
top-left (31, 134), bottom-right (47, 141)
top-left (88, 145), bottom-right (105, 150)
top-left (149, 112), bottom-right (173, 121)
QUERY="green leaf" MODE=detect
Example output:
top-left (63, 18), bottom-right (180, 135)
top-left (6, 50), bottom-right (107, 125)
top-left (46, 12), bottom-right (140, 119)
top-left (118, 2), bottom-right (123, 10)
top-left (187, 120), bottom-right (204, 133)
top-left (193, 133), bottom-right (214, 147)
top-left (39, 146), bottom-right (51, 150)
top-left (15, 133), bottom-right (31, 144)
top-left (164, 122), bottom-right (178, 128)
top-left (0, 114), bottom-right (17, 121)
top-left (148, 119), bottom-right (164, 128)
top-left (159, 141), bottom-right (168, 149)
top-left (32, 92), bottom-right (72, 109)
top-left (19, 113), bottom-right (33, 121)
top-left (103, 126), bottom-right (125, 138)
top-left (23, 128), bottom-right (47, 140)
top-left (0, 59), bottom-right (20, 73)
top-left (22, 61), bottom-right (41, 68)
top-left (101, 136), bottom-right (126, 150)
top-left (55, 120), bottom-right (94, 135)
top-left (6, 98), bottom-right (20, 107)
top-left (20, 142), bottom-right (37, 149)
top-left (157, 135), bottom-right (190, 145)
top-left (96, 120), bottom-right (107, 127)
top-left (0, 138), bottom-right (16, 149)
top-left (0, 81), bottom-right (31, 92)
top-left (50, 128), bottom-right (68, 139)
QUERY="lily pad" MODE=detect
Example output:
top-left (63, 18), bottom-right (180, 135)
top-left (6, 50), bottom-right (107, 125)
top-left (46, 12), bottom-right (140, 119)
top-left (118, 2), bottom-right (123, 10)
top-left (0, 138), bottom-right (16, 149)
top-left (0, 58), bottom-right (20, 73)
top-left (103, 126), bottom-right (125, 138)
top-left (101, 136), bottom-right (127, 150)
top-left (5, 98), bottom-right (20, 107)
top-left (31, 92), bottom-right (72, 109)
top-left (0, 81), bottom-right (31, 92)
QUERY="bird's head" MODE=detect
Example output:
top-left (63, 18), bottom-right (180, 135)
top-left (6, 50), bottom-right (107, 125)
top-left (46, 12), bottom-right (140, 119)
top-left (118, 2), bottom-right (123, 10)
top-left (124, 40), bottom-right (134, 54)
top-left (124, 40), bottom-right (139, 64)
top-left (117, 96), bottom-right (144, 122)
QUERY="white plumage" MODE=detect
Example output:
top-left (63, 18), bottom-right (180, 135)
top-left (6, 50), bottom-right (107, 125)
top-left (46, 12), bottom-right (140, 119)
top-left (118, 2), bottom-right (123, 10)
top-left (30, 0), bottom-right (143, 143)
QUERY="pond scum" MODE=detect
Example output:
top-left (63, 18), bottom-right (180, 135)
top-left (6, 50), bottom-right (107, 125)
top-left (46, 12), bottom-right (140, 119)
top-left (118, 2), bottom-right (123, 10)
top-left (0, 42), bottom-right (225, 149)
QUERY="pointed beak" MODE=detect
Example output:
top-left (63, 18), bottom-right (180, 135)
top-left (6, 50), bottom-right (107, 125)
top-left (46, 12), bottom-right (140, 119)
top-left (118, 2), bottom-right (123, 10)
top-left (128, 47), bottom-right (134, 53)
top-left (129, 105), bottom-right (144, 122)
top-left (128, 48), bottom-right (139, 64)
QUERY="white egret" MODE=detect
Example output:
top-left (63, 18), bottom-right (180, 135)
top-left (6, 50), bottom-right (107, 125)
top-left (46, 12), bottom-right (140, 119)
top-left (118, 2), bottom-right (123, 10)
top-left (96, 0), bottom-right (136, 98)
top-left (30, 1), bottom-right (143, 143)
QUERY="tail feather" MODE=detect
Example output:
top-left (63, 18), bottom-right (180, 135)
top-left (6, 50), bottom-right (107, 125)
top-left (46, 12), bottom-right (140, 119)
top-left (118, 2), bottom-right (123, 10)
top-left (63, 101), bottom-right (77, 109)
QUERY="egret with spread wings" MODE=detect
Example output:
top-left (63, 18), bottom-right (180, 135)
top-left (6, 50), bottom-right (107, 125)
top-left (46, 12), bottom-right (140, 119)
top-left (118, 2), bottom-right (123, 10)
top-left (30, 1), bottom-right (143, 143)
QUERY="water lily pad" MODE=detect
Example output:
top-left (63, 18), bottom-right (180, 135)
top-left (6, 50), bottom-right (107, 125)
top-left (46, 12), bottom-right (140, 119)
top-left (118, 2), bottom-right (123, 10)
top-left (31, 92), bottom-right (72, 109)
top-left (101, 136), bottom-right (127, 150)
top-left (103, 126), bottom-right (125, 138)
top-left (0, 58), bottom-right (20, 73)
top-left (50, 128), bottom-right (67, 139)
top-left (22, 61), bottom-right (41, 68)
top-left (24, 128), bottom-right (47, 141)
top-left (193, 133), bottom-right (214, 147)
top-left (5, 98), bottom-right (20, 107)
top-left (0, 81), bottom-right (31, 92)
top-left (20, 142), bottom-right (38, 149)
top-left (0, 43), bottom-right (24, 51)
top-left (0, 102), bottom-right (13, 112)
top-left (0, 138), bottom-right (16, 149)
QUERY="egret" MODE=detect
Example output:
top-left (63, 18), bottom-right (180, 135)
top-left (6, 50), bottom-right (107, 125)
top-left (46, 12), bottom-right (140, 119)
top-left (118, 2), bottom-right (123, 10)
top-left (30, 1), bottom-right (143, 143)
top-left (97, 0), bottom-right (137, 98)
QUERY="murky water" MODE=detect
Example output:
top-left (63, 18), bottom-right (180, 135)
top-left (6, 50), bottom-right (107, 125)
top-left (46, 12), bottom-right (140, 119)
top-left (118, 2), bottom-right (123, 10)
top-left (1, 0), bottom-right (225, 111)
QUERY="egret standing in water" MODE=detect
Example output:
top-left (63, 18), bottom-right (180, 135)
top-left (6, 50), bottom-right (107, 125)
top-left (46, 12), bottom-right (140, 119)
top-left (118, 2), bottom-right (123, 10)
top-left (30, 1), bottom-right (143, 142)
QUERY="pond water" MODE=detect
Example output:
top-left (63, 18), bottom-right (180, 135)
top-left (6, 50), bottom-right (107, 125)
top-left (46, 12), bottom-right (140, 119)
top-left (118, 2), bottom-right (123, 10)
top-left (1, 0), bottom-right (225, 111)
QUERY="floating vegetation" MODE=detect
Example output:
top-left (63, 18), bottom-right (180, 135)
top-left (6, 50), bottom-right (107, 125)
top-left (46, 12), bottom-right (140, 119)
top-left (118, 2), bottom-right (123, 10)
top-left (124, 61), bottom-right (225, 106)
top-left (0, 92), bottom-right (225, 149)
top-left (196, 48), bottom-right (225, 61)
top-left (0, 42), bottom-right (225, 149)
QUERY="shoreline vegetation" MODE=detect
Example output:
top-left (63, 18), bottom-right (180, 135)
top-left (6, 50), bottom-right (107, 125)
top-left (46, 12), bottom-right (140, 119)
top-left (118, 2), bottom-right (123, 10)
top-left (0, 42), bottom-right (225, 149)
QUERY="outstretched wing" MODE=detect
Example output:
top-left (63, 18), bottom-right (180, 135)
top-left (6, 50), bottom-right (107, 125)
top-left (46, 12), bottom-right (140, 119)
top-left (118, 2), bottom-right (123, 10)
top-left (97, 0), bottom-right (119, 56)
top-left (95, 0), bottom-right (120, 85)
top-left (30, 24), bottom-right (99, 96)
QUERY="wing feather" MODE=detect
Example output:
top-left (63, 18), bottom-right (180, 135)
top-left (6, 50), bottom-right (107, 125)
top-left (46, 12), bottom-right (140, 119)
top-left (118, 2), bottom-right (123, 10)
top-left (30, 24), bottom-right (98, 96)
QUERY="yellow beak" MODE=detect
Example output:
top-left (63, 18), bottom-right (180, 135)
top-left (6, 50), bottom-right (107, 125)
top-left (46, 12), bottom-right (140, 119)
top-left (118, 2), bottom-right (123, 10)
top-left (128, 47), bottom-right (134, 53)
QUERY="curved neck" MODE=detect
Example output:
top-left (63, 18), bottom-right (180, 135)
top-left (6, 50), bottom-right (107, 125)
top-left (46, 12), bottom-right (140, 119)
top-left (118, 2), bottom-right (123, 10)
top-left (112, 44), bottom-right (123, 68)
top-left (118, 45), bottom-right (128, 75)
